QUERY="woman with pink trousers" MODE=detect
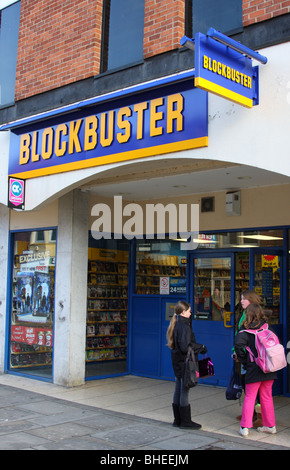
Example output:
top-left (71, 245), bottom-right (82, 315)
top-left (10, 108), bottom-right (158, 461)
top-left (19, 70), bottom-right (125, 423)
top-left (234, 302), bottom-right (277, 437)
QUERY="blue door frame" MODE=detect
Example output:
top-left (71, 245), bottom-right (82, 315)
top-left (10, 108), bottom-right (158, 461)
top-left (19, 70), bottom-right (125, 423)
top-left (188, 251), bottom-right (236, 387)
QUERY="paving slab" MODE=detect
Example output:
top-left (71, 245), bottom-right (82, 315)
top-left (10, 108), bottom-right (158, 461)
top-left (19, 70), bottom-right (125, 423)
top-left (0, 375), bottom-right (288, 451)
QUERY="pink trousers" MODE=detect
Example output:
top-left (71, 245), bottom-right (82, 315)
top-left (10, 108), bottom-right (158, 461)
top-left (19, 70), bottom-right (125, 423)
top-left (240, 380), bottom-right (275, 429)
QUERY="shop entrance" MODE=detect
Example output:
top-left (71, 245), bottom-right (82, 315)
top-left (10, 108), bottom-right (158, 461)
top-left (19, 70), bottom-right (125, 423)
top-left (190, 248), bottom-right (284, 392)
top-left (190, 253), bottom-right (235, 387)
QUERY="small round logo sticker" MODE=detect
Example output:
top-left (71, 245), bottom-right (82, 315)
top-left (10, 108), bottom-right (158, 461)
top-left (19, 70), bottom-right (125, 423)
top-left (11, 181), bottom-right (23, 197)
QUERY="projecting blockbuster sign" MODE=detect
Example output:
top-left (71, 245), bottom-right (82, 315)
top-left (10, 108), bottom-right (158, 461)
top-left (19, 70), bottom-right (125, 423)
top-left (195, 32), bottom-right (259, 108)
top-left (8, 80), bottom-right (208, 179)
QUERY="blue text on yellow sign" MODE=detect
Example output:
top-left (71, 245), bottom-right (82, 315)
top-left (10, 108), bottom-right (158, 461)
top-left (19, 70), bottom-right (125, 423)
top-left (9, 80), bottom-right (208, 179)
top-left (194, 33), bottom-right (259, 108)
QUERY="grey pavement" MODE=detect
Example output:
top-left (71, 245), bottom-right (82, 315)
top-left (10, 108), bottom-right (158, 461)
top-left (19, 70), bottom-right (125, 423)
top-left (0, 374), bottom-right (289, 451)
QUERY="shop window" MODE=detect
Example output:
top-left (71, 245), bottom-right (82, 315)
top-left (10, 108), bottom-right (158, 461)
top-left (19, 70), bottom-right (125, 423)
top-left (0, 1), bottom-right (20, 107)
top-left (101, 0), bottom-right (144, 73)
top-left (195, 230), bottom-right (284, 250)
top-left (86, 237), bottom-right (129, 378)
top-left (187, 0), bottom-right (242, 37)
top-left (136, 239), bottom-right (187, 295)
top-left (9, 229), bottom-right (56, 380)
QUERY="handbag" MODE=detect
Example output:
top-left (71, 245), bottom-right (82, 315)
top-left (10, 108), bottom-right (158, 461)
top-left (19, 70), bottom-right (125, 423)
top-left (198, 355), bottom-right (214, 379)
top-left (225, 362), bottom-right (243, 400)
top-left (183, 347), bottom-right (199, 388)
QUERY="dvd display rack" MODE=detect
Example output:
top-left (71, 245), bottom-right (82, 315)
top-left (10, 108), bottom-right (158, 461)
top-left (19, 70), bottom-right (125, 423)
top-left (86, 248), bottom-right (128, 364)
top-left (136, 254), bottom-right (187, 295)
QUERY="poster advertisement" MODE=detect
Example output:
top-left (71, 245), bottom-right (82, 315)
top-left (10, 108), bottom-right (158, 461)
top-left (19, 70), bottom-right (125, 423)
top-left (33, 272), bottom-right (51, 315)
top-left (16, 272), bottom-right (34, 315)
top-left (16, 271), bottom-right (51, 321)
top-left (11, 325), bottom-right (53, 347)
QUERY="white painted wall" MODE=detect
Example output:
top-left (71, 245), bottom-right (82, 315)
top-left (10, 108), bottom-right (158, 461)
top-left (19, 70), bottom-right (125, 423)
top-left (197, 40), bottom-right (290, 175)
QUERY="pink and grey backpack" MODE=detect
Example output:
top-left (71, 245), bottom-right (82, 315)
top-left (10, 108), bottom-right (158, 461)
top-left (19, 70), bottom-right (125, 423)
top-left (240, 324), bottom-right (287, 373)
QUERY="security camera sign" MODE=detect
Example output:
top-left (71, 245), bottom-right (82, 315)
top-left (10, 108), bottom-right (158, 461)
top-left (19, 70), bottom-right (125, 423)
top-left (8, 177), bottom-right (25, 210)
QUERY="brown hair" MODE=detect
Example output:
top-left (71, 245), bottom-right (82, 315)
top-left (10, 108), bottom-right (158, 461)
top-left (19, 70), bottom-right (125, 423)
top-left (241, 289), bottom-right (262, 305)
top-left (166, 301), bottom-right (191, 350)
top-left (244, 303), bottom-right (267, 329)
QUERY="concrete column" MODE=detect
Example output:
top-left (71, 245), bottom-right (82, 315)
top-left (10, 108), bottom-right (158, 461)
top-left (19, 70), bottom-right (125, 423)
top-left (54, 189), bottom-right (89, 387)
top-left (0, 205), bottom-right (10, 373)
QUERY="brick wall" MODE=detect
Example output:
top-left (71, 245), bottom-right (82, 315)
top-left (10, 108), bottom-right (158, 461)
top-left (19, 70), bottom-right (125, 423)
top-left (15, 0), bottom-right (103, 101)
top-left (243, 0), bottom-right (290, 26)
top-left (143, 0), bottom-right (290, 58)
top-left (14, 0), bottom-right (290, 101)
top-left (143, 0), bottom-right (184, 58)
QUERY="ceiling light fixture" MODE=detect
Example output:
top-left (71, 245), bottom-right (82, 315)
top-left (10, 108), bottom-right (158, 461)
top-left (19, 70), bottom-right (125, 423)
top-left (238, 235), bottom-right (283, 241)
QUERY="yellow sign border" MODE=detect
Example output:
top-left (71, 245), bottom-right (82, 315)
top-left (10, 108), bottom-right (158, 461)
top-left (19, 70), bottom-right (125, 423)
top-left (195, 77), bottom-right (253, 108)
top-left (10, 136), bottom-right (208, 180)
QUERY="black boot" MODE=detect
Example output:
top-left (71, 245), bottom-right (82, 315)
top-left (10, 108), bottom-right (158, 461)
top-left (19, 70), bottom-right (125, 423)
top-left (180, 405), bottom-right (202, 430)
top-left (172, 403), bottom-right (181, 427)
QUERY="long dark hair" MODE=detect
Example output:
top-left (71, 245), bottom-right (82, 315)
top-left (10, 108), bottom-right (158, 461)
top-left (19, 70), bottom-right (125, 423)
top-left (166, 301), bottom-right (191, 349)
top-left (244, 303), bottom-right (267, 328)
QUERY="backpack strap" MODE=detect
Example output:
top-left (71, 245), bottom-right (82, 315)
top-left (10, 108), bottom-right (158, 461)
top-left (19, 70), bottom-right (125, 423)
top-left (239, 323), bottom-right (268, 335)
top-left (238, 327), bottom-right (266, 362)
top-left (245, 346), bottom-right (255, 362)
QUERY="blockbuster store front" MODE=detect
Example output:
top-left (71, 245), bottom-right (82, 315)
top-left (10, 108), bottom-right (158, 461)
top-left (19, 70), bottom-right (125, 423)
top-left (5, 221), bottom-right (290, 396)
top-left (1, 35), bottom-right (290, 396)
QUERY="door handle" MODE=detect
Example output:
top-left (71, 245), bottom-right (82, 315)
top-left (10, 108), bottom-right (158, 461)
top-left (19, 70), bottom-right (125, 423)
top-left (224, 311), bottom-right (233, 328)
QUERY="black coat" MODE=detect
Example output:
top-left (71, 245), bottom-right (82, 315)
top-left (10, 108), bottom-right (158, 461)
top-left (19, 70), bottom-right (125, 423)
top-left (171, 315), bottom-right (207, 378)
top-left (234, 321), bottom-right (277, 384)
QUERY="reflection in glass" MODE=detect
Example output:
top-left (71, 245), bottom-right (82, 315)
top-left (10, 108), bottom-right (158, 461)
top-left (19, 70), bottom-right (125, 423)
top-left (193, 257), bottom-right (231, 321)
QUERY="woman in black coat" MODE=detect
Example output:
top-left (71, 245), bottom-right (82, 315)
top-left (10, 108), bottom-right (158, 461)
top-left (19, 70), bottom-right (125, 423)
top-left (167, 301), bottom-right (207, 429)
top-left (234, 303), bottom-right (277, 437)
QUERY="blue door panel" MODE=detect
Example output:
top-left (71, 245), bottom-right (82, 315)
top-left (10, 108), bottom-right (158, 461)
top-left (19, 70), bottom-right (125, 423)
top-left (193, 321), bottom-right (233, 387)
top-left (160, 323), bottom-right (174, 379)
top-left (131, 296), bottom-right (160, 376)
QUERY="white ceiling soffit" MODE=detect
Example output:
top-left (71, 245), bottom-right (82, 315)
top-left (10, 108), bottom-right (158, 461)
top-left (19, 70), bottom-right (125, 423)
top-left (81, 159), bottom-right (290, 201)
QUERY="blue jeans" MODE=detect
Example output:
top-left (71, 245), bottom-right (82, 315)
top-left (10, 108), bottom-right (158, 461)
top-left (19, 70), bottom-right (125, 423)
top-left (173, 377), bottom-right (189, 407)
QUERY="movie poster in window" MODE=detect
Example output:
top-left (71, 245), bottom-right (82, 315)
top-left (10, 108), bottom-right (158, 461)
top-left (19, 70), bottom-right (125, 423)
top-left (16, 271), bottom-right (52, 322)
top-left (33, 272), bottom-right (51, 317)
top-left (16, 272), bottom-right (34, 315)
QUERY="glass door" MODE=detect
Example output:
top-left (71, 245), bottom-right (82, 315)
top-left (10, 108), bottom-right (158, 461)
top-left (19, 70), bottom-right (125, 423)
top-left (193, 256), bottom-right (232, 321)
top-left (252, 250), bottom-right (282, 325)
top-left (190, 253), bottom-right (235, 387)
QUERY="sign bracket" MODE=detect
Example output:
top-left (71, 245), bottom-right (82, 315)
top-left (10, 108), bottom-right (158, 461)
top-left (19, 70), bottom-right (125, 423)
top-left (181, 28), bottom-right (267, 108)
